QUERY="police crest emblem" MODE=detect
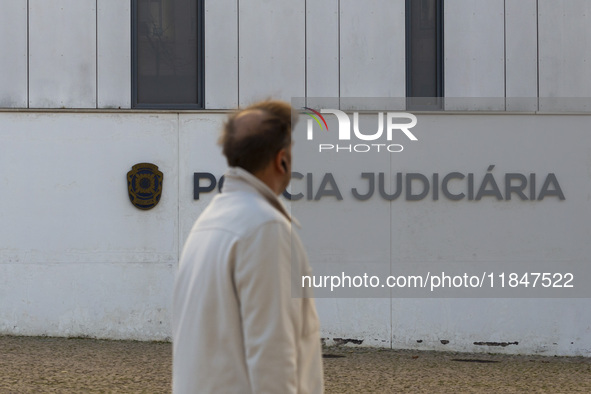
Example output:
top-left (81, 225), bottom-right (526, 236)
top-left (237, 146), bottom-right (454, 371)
top-left (127, 163), bottom-right (163, 210)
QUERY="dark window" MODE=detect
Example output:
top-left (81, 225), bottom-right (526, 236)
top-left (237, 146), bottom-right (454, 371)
top-left (406, 0), bottom-right (443, 109)
top-left (132, 0), bottom-right (204, 108)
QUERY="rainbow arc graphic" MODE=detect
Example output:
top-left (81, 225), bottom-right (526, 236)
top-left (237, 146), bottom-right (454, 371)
top-left (302, 107), bottom-right (329, 131)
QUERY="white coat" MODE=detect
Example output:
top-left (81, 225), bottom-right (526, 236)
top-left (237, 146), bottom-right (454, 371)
top-left (173, 167), bottom-right (324, 393)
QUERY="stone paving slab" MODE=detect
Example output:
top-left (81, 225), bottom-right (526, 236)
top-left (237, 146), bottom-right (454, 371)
top-left (1, 336), bottom-right (590, 393)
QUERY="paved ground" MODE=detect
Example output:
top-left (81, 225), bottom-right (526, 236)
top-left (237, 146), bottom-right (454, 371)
top-left (1, 336), bottom-right (590, 393)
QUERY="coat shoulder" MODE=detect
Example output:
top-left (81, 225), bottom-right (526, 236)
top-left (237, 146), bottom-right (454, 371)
top-left (193, 191), bottom-right (290, 239)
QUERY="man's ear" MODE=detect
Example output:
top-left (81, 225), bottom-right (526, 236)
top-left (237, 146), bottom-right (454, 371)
top-left (275, 149), bottom-right (288, 174)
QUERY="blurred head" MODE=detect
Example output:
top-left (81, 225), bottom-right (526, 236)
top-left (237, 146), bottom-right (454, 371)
top-left (219, 100), bottom-right (296, 194)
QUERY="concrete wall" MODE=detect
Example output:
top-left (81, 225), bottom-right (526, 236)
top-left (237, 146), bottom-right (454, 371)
top-left (0, 112), bottom-right (180, 339)
top-left (1, 110), bottom-right (590, 356)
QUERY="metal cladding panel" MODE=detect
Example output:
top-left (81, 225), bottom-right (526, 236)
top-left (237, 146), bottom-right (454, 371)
top-left (505, 0), bottom-right (538, 111)
top-left (0, 1), bottom-right (27, 108)
top-left (539, 0), bottom-right (591, 111)
top-left (238, 0), bottom-right (305, 106)
top-left (339, 0), bottom-right (405, 109)
top-left (98, 0), bottom-right (131, 109)
top-left (306, 0), bottom-right (339, 100)
top-left (444, 0), bottom-right (505, 110)
top-left (29, 0), bottom-right (97, 108)
top-left (205, 0), bottom-right (238, 109)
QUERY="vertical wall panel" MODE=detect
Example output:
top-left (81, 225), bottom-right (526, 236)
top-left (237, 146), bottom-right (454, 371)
top-left (505, 0), bottom-right (538, 111)
top-left (444, 0), bottom-right (505, 110)
top-left (339, 0), bottom-right (405, 109)
top-left (238, 0), bottom-right (305, 106)
top-left (98, 0), bottom-right (131, 109)
top-left (178, 114), bottom-right (227, 254)
top-left (0, 112), bottom-right (178, 340)
top-left (29, 0), bottom-right (96, 108)
top-left (306, 0), bottom-right (339, 100)
top-left (205, 0), bottom-right (238, 109)
top-left (0, 1), bottom-right (28, 108)
top-left (539, 0), bottom-right (591, 111)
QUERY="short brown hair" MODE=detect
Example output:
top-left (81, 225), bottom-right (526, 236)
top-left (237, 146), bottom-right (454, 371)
top-left (219, 100), bottom-right (295, 174)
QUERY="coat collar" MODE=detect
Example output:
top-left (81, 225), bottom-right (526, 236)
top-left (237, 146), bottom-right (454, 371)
top-left (222, 167), bottom-right (300, 227)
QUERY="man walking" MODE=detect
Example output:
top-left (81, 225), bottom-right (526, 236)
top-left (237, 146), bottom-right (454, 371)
top-left (173, 100), bottom-right (324, 393)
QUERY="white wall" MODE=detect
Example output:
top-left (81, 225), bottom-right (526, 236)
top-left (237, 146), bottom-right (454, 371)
top-left (0, 0), bottom-right (130, 109)
top-left (339, 0), bottom-right (405, 107)
top-left (306, 0), bottom-right (339, 99)
top-left (0, 0), bottom-right (27, 108)
top-left (505, 0), bottom-right (538, 111)
top-left (29, 0), bottom-right (97, 108)
top-left (0, 112), bottom-right (179, 339)
top-left (238, 0), bottom-right (306, 105)
top-left (0, 110), bottom-right (590, 357)
top-left (539, 0), bottom-right (591, 111)
top-left (2, 1), bottom-right (591, 110)
top-left (97, 0), bottom-right (131, 109)
top-left (296, 113), bottom-right (591, 355)
top-left (204, 0), bottom-right (238, 109)
top-left (444, 0), bottom-right (505, 110)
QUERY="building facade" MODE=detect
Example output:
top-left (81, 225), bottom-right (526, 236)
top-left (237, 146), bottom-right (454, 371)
top-left (1, 0), bottom-right (590, 356)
